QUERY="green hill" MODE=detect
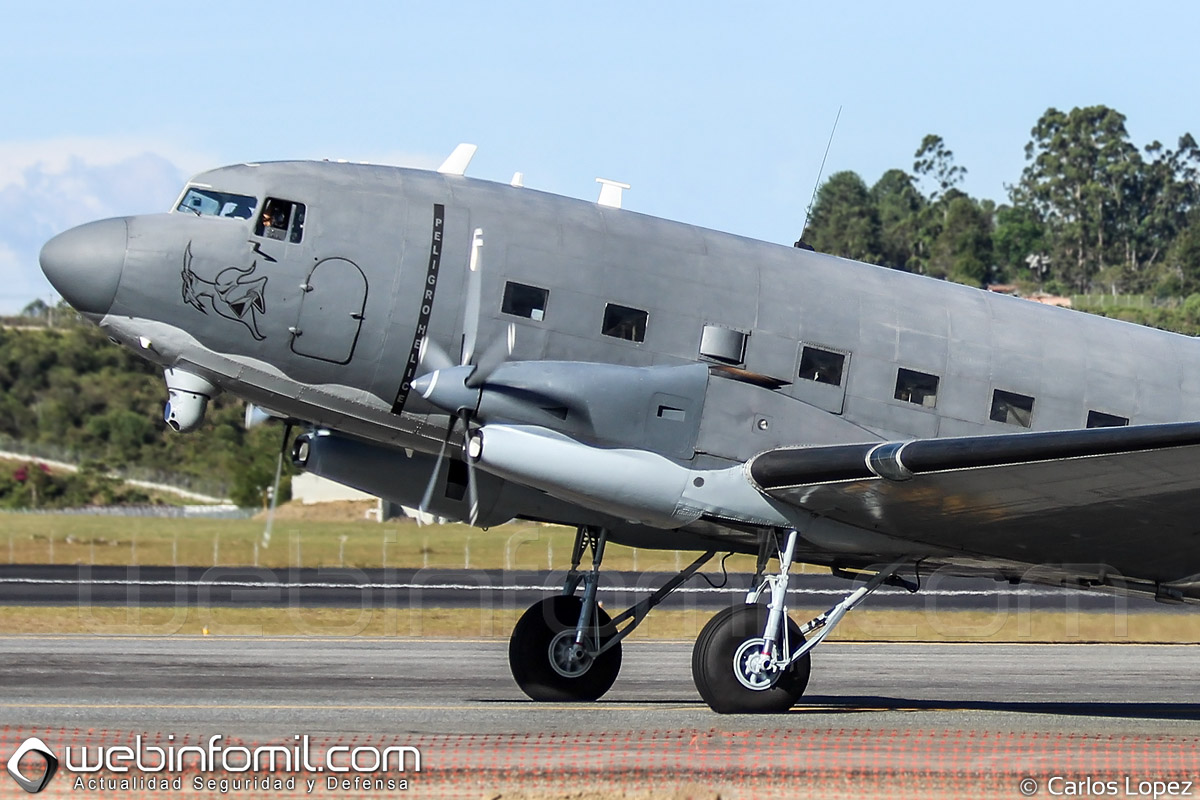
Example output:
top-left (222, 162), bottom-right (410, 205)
top-left (0, 318), bottom-right (290, 509)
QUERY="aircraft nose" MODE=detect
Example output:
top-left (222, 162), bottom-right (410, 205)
top-left (39, 217), bottom-right (128, 314)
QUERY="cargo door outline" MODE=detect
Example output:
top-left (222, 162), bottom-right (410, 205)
top-left (291, 257), bottom-right (368, 364)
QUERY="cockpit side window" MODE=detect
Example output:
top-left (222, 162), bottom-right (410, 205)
top-left (255, 197), bottom-right (306, 244)
top-left (176, 188), bottom-right (257, 219)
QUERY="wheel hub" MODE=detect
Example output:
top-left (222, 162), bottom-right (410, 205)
top-left (732, 637), bottom-right (779, 691)
top-left (548, 630), bottom-right (595, 678)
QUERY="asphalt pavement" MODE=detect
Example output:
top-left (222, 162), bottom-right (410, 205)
top-left (3, 635), bottom-right (1199, 738)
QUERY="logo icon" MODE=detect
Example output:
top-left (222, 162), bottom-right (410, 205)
top-left (180, 242), bottom-right (269, 341)
top-left (6, 737), bottom-right (58, 794)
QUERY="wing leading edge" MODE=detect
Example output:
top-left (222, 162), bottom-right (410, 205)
top-left (748, 421), bottom-right (1200, 591)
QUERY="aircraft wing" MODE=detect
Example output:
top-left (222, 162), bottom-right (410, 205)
top-left (747, 421), bottom-right (1200, 593)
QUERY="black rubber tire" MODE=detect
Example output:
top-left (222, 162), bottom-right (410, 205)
top-left (509, 595), bottom-right (622, 702)
top-left (691, 604), bottom-right (811, 714)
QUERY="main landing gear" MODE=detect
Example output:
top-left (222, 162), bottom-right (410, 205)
top-left (509, 526), bottom-right (714, 701)
top-left (507, 525), bottom-right (911, 713)
top-left (693, 529), bottom-right (910, 713)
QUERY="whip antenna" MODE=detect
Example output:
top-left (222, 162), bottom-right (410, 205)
top-left (799, 105), bottom-right (843, 243)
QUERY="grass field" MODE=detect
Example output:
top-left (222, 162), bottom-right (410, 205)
top-left (1, 605), bottom-right (1197, 643)
top-left (0, 513), bottom-right (773, 573)
top-left (4, 514), bottom-right (1200, 644)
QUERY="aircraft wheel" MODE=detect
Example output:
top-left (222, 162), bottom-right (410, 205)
top-left (692, 604), bottom-right (810, 713)
top-left (509, 595), bottom-right (622, 701)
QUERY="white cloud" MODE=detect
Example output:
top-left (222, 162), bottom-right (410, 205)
top-left (0, 141), bottom-right (192, 314)
top-left (0, 240), bottom-right (42, 313)
top-left (0, 137), bottom-right (208, 188)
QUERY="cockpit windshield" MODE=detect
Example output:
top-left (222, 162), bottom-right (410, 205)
top-left (176, 187), bottom-right (257, 220)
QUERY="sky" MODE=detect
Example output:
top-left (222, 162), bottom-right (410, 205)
top-left (1, 0), bottom-right (1197, 313)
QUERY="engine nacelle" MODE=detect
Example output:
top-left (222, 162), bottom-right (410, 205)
top-left (290, 429), bottom-right (751, 551)
top-left (163, 368), bottom-right (217, 433)
top-left (467, 423), bottom-right (791, 529)
top-left (289, 430), bottom-right (514, 527)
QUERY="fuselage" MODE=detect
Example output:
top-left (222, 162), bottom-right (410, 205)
top-left (38, 159), bottom-right (1200, 556)
top-left (53, 161), bottom-right (1200, 442)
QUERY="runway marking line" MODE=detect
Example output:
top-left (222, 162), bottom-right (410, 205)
top-left (0, 634), bottom-right (1168, 648)
top-left (0, 702), bottom-right (700, 712)
top-left (0, 576), bottom-right (1078, 597)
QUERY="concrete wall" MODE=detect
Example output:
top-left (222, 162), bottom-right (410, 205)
top-left (291, 473), bottom-right (376, 505)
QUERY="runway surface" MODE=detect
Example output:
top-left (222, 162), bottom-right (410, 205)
top-left (6, 636), bottom-right (1200, 798)
top-left (3, 635), bottom-right (1199, 739)
top-left (0, 564), bottom-right (1170, 611)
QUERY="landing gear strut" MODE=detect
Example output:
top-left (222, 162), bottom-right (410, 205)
top-left (509, 525), bottom-right (714, 702)
top-left (692, 527), bottom-right (910, 714)
top-left (509, 527), bottom-right (620, 701)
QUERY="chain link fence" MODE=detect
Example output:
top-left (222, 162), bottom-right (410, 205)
top-left (0, 436), bottom-right (230, 500)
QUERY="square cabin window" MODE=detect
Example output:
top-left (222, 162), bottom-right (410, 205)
top-left (798, 346), bottom-right (846, 386)
top-left (894, 368), bottom-right (939, 408)
top-left (1087, 410), bottom-right (1129, 428)
top-left (255, 197), bottom-right (306, 244)
top-left (501, 282), bottom-right (549, 321)
top-left (991, 389), bottom-right (1035, 428)
top-left (602, 303), bottom-right (648, 342)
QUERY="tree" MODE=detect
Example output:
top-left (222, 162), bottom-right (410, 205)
top-left (0, 325), bottom-right (290, 503)
top-left (1012, 106), bottom-right (1140, 291)
top-left (229, 425), bottom-right (293, 508)
top-left (916, 191), bottom-right (993, 286)
top-left (870, 169), bottom-right (925, 271)
top-left (1126, 135), bottom-right (1200, 290)
top-left (804, 171), bottom-right (882, 263)
top-left (1157, 213), bottom-right (1200, 296)
top-left (913, 134), bottom-right (966, 201)
top-left (20, 299), bottom-right (49, 319)
top-left (1013, 107), bottom-right (1200, 293)
top-left (993, 204), bottom-right (1048, 283)
top-left (908, 135), bottom-right (993, 281)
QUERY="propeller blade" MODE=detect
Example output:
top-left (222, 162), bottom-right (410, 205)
top-left (418, 336), bottom-right (455, 374)
top-left (417, 430), bottom-right (451, 520)
top-left (417, 419), bottom-right (453, 520)
top-left (261, 423), bottom-right (291, 549)
top-left (460, 228), bottom-right (484, 367)
top-left (465, 323), bottom-right (516, 389)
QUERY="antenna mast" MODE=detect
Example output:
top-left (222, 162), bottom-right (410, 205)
top-left (798, 105), bottom-right (843, 245)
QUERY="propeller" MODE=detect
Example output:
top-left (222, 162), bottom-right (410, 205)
top-left (459, 229), bottom-right (484, 369)
top-left (413, 227), bottom-right (515, 525)
top-left (260, 422), bottom-right (293, 549)
top-left (416, 334), bottom-right (455, 374)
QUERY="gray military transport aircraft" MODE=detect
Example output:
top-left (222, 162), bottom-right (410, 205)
top-left (38, 144), bottom-right (1200, 713)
